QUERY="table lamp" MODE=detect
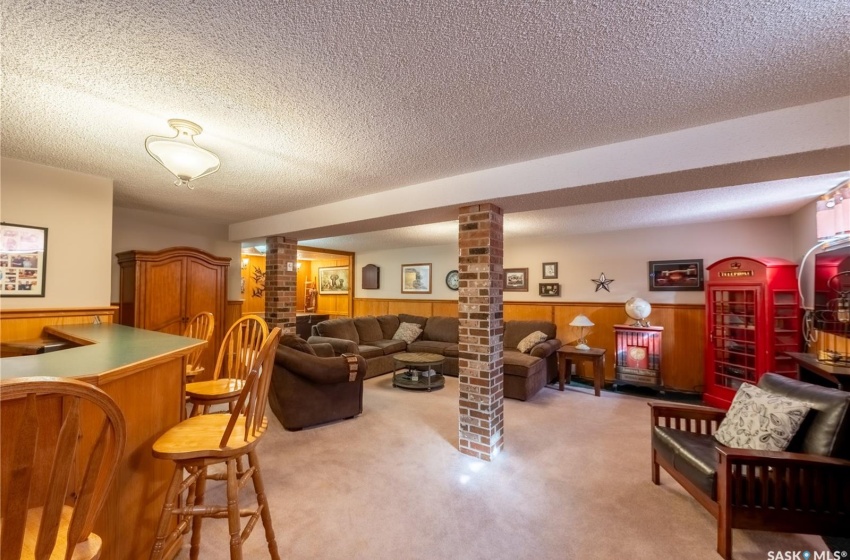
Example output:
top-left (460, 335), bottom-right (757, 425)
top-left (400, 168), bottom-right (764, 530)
top-left (569, 314), bottom-right (594, 351)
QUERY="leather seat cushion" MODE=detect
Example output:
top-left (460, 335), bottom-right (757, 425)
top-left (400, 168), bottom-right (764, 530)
top-left (368, 339), bottom-right (407, 355)
top-left (356, 345), bottom-right (384, 359)
top-left (652, 426), bottom-right (718, 499)
top-left (407, 340), bottom-right (455, 355)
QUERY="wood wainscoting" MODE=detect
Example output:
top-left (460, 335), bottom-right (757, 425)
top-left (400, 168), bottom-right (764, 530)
top-left (0, 306), bottom-right (117, 342)
top-left (353, 298), bottom-right (705, 393)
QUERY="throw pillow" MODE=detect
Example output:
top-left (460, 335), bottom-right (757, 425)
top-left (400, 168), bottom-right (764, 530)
top-left (393, 322), bottom-right (423, 344)
top-left (713, 383), bottom-right (811, 452)
top-left (280, 334), bottom-right (317, 356)
top-left (517, 330), bottom-right (548, 353)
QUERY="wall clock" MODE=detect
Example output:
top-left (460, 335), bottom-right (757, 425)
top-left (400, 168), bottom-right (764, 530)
top-left (445, 270), bottom-right (459, 291)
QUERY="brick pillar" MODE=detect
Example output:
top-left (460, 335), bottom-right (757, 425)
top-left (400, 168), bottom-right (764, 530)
top-left (264, 236), bottom-right (297, 335)
top-left (457, 203), bottom-right (504, 461)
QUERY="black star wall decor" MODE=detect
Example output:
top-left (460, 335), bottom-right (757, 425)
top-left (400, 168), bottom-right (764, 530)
top-left (592, 272), bottom-right (614, 292)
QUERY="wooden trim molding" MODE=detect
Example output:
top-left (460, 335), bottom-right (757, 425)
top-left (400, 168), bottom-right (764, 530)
top-left (0, 306), bottom-right (118, 343)
top-left (0, 306), bottom-right (118, 320)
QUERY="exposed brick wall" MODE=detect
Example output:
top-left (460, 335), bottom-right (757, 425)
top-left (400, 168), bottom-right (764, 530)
top-left (457, 203), bottom-right (504, 461)
top-left (265, 236), bottom-right (297, 335)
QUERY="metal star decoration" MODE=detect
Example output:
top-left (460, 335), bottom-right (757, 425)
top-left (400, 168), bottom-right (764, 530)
top-left (592, 272), bottom-right (614, 292)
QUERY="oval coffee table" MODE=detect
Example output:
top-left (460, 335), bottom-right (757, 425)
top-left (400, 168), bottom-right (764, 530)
top-left (392, 352), bottom-right (445, 391)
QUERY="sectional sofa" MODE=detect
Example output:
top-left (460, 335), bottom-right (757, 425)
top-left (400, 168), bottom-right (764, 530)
top-left (307, 314), bottom-right (561, 401)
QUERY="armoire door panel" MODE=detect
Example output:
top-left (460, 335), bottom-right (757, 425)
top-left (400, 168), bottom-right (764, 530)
top-left (143, 258), bottom-right (186, 334)
top-left (185, 259), bottom-right (225, 376)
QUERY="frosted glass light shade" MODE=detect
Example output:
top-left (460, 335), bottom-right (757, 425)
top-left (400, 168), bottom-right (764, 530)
top-left (569, 314), bottom-right (595, 328)
top-left (145, 119), bottom-right (220, 189)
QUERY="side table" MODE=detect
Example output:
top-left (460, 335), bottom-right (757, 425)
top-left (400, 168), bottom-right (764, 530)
top-left (556, 346), bottom-right (606, 396)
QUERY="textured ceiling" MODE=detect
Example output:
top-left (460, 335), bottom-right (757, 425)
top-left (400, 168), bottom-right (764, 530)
top-left (2, 0), bottom-right (849, 240)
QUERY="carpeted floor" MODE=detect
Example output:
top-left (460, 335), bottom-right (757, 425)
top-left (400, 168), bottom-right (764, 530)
top-left (174, 376), bottom-right (836, 560)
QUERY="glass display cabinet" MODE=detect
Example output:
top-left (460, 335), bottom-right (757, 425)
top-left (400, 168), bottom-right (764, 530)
top-left (704, 256), bottom-right (800, 408)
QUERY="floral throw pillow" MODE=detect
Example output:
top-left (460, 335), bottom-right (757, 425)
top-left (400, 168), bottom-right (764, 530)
top-left (392, 322), bottom-right (423, 344)
top-left (713, 383), bottom-right (811, 452)
top-left (516, 330), bottom-right (548, 353)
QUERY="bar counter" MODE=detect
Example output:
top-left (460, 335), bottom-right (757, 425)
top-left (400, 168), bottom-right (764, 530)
top-left (1, 323), bottom-right (203, 560)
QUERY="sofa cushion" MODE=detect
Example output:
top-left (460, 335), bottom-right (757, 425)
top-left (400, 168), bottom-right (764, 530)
top-left (505, 321), bottom-right (556, 349)
top-left (423, 316), bottom-right (459, 343)
top-left (398, 313), bottom-right (428, 329)
top-left (517, 331), bottom-right (548, 353)
top-left (377, 315), bottom-right (401, 339)
top-left (354, 316), bottom-right (384, 343)
top-left (316, 318), bottom-right (359, 344)
top-left (280, 334), bottom-right (317, 356)
top-left (652, 426), bottom-right (718, 500)
top-left (714, 382), bottom-right (811, 452)
top-left (393, 322), bottom-right (423, 343)
top-left (369, 339), bottom-right (407, 355)
top-left (758, 373), bottom-right (850, 459)
top-left (443, 345), bottom-right (459, 358)
top-left (407, 340), bottom-right (456, 356)
top-left (357, 345), bottom-right (385, 360)
top-left (503, 351), bottom-right (544, 378)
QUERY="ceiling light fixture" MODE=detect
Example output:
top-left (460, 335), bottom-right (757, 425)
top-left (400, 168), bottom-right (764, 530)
top-left (144, 119), bottom-right (220, 189)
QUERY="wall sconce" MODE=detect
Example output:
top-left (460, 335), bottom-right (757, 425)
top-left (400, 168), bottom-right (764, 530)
top-left (241, 258), bottom-right (249, 270)
top-left (569, 314), bottom-right (595, 351)
top-left (817, 181), bottom-right (850, 240)
top-left (145, 119), bottom-right (221, 189)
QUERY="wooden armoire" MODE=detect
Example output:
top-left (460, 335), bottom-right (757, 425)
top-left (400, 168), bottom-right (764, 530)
top-left (116, 247), bottom-right (230, 380)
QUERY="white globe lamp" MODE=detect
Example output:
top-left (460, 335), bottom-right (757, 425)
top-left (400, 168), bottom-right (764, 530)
top-left (569, 314), bottom-right (595, 351)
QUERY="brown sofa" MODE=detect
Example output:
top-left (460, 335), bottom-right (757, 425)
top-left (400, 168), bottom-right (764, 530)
top-left (269, 335), bottom-right (367, 431)
top-left (308, 314), bottom-right (560, 401)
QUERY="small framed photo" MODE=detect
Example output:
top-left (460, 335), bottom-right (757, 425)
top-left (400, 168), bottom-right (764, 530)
top-left (504, 268), bottom-right (529, 292)
top-left (318, 266), bottom-right (350, 294)
top-left (542, 262), bottom-right (558, 279)
top-left (0, 222), bottom-right (48, 297)
top-left (401, 263), bottom-right (432, 294)
top-left (648, 259), bottom-right (704, 291)
top-left (539, 283), bottom-right (561, 297)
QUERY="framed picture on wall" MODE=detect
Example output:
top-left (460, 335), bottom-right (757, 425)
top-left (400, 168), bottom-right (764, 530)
top-left (401, 263), bottom-right (432, 294)
top-left (539, 282), bottom-right (561, 297)
top-left (504, 268), bottom-right (529, 292)
top-left (542, 262), bottom-right (558, 279)
top-left (318, 265), bottom-right (350, 294)
top-left (0, 222), bottom-right (48, 297)
top-left (648, 259), bottom-right (704, 291)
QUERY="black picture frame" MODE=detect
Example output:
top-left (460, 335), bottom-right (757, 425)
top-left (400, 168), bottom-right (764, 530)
top-left (0, 222), bottom-right (48, 297)
top-left (539, 283), bottom-right (561, 297)
top-left (648, 259), bottom-right (704, 291)
top-left (542, 262), bottom-right (558, 279)
top-left (504, 268), bottom-right (529, 291)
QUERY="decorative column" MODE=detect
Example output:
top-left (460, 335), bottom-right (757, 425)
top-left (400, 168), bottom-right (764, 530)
top-left (457, 203), bottom-right (504, 461)
top-left (264, 236), bottom-right (297, 335)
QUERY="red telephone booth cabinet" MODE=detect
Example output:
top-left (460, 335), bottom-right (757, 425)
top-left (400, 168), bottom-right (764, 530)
top-left (703, 257), bottom-right (800, 409)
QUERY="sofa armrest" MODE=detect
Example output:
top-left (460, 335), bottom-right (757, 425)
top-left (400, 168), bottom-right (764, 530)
top-left (307, 336), bottom-right (358, 355)
top-left (530, 338), bottom-right (561, 358)
top-left (275, 348), bottom-right (367, 384)
top-left (311, 342), bottom-right (335, 358)
top-left (648, 401), bottom-right (727, 434)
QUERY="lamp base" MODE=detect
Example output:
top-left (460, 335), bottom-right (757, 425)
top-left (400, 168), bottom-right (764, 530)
top-left (575, 342), bottom-right (590, 351)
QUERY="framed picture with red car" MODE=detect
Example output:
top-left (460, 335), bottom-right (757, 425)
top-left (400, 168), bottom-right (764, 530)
top-left (648, 259), bottom-right (704, 291)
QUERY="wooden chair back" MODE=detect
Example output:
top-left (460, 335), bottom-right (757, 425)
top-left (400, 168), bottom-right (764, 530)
top-left (221, 328), bottom-right (282, 447)
top-left (0, 377), bottom-right (126, 560)
top-left (212, 315), bottom-right (269, 382)
top-left (183, 311), bottom-right (215, 375)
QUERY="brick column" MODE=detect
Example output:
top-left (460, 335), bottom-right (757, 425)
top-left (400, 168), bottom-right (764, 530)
top-left (457, 203), bottom-right (504, 461)
top-left (264, 236), bottom-right (297, 335)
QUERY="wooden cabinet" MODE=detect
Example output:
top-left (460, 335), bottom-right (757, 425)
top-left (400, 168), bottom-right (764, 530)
top-left (116, 247), bottom-right (230, 379)
top-left (704, 257), bottom-right (800, 408)
top-left (614, 325), bottom-right (664, 389)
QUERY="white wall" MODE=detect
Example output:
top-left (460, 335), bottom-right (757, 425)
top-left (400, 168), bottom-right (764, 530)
top-left (0, 158), bottom-right (113, 308)
top-left (354, 216), bottom-right (798, 305)
top-left (111, 207), bottom-right (242, 301)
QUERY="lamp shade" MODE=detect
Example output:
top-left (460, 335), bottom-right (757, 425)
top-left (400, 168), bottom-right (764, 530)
top-left (145, 119), bottom-right (220, 189)
top-left (569, 314), bottom-right (594, 328)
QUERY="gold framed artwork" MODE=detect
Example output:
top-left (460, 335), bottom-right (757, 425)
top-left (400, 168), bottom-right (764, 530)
top-left (0, 222), bottom-right (48, 297)
top-left (401, 263), bottom-right (432, 294)
top-left (318, 266), bottom-right (350, 294)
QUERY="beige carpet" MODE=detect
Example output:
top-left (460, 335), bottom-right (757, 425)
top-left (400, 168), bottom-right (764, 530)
top-left (174, 376), bottom-right (827, 560)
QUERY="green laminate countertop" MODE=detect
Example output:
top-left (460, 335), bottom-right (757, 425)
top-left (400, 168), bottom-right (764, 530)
top-left (0, 323), bottom-right (204, 384)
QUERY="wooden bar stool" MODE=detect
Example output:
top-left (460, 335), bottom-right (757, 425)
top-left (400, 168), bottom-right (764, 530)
top-left (185, 314), bottom-right (268, 416)
top-left (150, 328), bottom-right (282, 560)
top-left (183, 311), bottom-right (215, 382)
top-left (0, 376), bottom-right (126, 560)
